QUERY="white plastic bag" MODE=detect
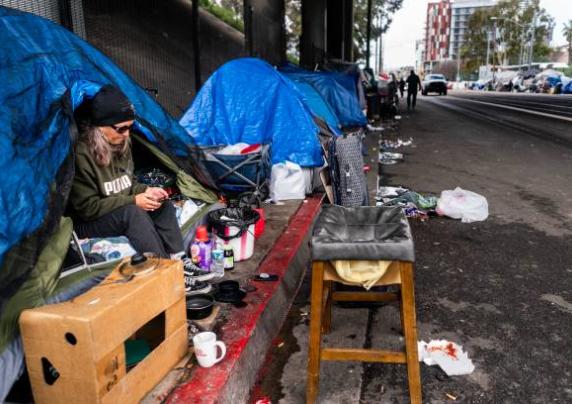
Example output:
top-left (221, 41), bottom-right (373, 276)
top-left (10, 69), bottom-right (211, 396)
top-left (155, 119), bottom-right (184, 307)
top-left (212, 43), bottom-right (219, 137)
top-left (436, 187), bottom-right (489, 223)
top-left (270, 161), bottom-right (306, 201)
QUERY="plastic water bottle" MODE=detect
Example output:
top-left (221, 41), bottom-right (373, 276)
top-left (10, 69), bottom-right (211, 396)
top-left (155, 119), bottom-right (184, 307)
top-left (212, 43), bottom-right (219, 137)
top-left (211, 249), bottom-right (225, 278)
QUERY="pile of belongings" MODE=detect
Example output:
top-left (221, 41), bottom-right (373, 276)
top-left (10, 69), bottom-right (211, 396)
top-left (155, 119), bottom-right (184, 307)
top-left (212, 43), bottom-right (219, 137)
top-left (376, 186), bottom-right (438, 221)
top-left (136, 168), bottom-right (204, 227)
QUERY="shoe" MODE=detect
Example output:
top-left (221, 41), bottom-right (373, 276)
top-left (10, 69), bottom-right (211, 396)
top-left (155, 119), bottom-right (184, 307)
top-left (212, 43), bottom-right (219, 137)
top-left (182, 257), bottom-right (216, 283)
top-left (185, 280), bottom-right (213, 296)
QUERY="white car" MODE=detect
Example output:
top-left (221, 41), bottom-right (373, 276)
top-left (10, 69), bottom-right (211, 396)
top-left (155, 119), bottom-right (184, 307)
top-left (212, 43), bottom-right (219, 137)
top-left (422, 74), bottom-right (448, 96)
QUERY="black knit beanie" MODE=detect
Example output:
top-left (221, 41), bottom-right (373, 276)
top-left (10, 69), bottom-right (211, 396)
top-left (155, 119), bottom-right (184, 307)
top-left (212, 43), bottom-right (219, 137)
top-left (90, 85), bottom-right (135, 126)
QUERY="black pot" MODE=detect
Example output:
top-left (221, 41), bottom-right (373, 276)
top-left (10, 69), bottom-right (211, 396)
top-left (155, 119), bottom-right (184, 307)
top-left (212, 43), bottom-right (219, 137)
top-left (186, 294), bottom-right (214, 320)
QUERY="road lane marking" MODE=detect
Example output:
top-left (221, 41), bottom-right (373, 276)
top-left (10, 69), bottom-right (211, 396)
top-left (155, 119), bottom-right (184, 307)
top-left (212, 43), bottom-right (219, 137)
top-left (445, 96), bottom-right (572, 122)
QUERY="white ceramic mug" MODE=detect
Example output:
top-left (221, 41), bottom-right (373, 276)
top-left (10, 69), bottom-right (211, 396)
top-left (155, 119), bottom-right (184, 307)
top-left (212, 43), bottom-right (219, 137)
top-left (192, 332), bottom-right (226, 368)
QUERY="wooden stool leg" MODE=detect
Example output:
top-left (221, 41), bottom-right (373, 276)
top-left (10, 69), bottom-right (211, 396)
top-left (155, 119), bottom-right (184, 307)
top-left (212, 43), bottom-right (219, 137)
top-left (307, 261), bottom-right (325, 404)
top-left (398, 290), bottom-right (405, 336)
top-left (322, 280), bottom-right (333, 334)
top-left (400, 262), bottom-right (422, 404)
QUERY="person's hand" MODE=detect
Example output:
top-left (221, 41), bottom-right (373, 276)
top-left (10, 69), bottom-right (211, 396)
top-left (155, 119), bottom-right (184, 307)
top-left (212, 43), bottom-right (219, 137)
top-left (145, 187), bottom-right (169, 202)
top-left (135, 193), bottom-right (162, 211)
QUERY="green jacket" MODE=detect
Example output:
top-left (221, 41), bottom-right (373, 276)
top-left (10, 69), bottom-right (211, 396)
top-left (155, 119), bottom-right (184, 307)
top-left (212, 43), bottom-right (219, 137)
top-left (69, 141), bottom-right (147, 221)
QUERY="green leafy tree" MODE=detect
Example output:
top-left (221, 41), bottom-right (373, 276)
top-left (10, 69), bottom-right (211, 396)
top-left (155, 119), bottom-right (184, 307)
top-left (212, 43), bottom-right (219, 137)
top-left (285, 0), bottom-right (302, 62)
top-left (462, 0), bottom-right (554, 69)
top-left (564, 20), bottom-right (572, 66)
top-left (353, 0), bottom-right (403, 62)
top-left (461, 8), bottom-right (494, 76)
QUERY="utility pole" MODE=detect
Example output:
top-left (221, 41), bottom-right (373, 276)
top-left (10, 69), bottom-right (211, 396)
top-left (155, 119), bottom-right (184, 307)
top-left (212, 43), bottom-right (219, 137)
top-left (191, 0), bottom-right (201, 91)
top-left (528, 12), bottom-right (537, 69)
top-left (379, 32), bottom-right (383, 73)
top-left (366, 0), bottom-right (372, 68)
top-left (456, 49), bottom-right (461, 82)
top-left (379, 10), bottom-right (385, 74)
top-left (374, 14), bottom-right (379, 73)
top-left (519, 25), bottom-right (525, 68)
top-left (485, 29), bottom-right (491, 79)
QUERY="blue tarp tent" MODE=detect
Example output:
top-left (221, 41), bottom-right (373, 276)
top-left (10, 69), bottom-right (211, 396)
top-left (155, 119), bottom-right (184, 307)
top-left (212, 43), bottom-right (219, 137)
top-left (284, 80), bottom-right (342, 135)
top-left (179, 58), bottom-right (323, 167)
top-left (563, 80), bottom-right (572, 94)
top-left (280, 64), bottom-right (367, 128)
top-left (0, 6), bottom-right (212, 312)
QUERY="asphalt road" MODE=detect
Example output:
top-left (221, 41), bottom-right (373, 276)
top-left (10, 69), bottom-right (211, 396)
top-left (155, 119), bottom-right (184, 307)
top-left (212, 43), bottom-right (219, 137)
top-left (251, 93), bottom-right (572, 404)
top-left (430, 91), bottom-right (572, 147)
top-left (447, 92), bottom-right (572, 119)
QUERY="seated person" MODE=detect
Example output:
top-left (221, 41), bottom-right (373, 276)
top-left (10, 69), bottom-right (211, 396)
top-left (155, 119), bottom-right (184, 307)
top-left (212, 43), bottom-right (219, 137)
top-left (68, 85), bottom-right (201, 274)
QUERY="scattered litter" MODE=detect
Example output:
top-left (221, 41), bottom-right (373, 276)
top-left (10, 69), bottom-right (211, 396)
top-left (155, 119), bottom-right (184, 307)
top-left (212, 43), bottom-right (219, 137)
top-left (380, 151), bottom-right (403, 160)
top-left (367, 124), bottom-right (384, 132)
top-left (277, 342), bottom-right (285, 348)
top-left (377, 186), bottom-right (409, 198)
top-left (378, 189), bottom-right (438, 210)
top-left (446, 393), bottom-right (458, 400)
top-left (379, 137), bottom-right (414, 149)
top-left (255, 398), bottom-right (272, 404)
top-left (418, 340), bottom-right (475, 376)
top-left (436, 187), bottom-right (489, 223)
top-left (404, 205), bottom-right (429, 221)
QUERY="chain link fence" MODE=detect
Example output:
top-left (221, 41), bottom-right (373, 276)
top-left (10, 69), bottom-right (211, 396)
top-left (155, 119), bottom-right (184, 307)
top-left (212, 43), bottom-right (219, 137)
top-left (2, 0), bottom-right (203, 117)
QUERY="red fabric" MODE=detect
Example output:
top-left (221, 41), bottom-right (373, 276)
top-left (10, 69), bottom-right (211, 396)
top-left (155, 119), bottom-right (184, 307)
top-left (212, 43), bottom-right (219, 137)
top-left (253, 208), bottom-right (265, 238)
top-left (240, 144), bottom-right (262, 154)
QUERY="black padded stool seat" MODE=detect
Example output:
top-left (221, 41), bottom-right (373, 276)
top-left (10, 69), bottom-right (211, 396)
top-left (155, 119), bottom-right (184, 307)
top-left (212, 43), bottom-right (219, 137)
top-left (306, 205), bottom-right (421, 404)
top-left (311, 205), bottom-right (415, 262)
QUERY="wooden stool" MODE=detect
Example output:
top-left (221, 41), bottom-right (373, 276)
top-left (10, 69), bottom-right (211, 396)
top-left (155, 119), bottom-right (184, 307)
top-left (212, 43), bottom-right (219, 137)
top-left (307, 259), bottom-right (421, 404)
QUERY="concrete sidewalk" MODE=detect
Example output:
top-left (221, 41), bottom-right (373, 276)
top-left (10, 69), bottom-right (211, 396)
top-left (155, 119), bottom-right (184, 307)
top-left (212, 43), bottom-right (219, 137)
top-left (142, 195), bottom-right (323, 403)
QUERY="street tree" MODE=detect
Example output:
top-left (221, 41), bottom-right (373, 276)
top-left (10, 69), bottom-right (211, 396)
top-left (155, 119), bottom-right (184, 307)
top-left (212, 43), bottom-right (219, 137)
top-left (285, 0), bottom-right (302, 62)
top-left (563, 20), bottom-right (572, 66)
top-left (353, 0), bottom-right (403, 62)
top-left (462, 0), bottom-right (554, 69)
top-left (460, 8), bottom-right (493, 77)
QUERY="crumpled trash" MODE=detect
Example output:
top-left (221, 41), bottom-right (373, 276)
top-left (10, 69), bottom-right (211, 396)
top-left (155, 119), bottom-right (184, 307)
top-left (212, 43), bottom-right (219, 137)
top-left (380, 190), bottom-right (438, 210)
top-left (380, 137), bottom-right (414, 149)
top-left (404, 205), bottom-right (429, 221)
top-left (418, 340), bottom-right (475, 376)
top-left (379, 151), bottom-right (403, 161)
top-left (376, 186), bottom-right (409, 199)
top-left (436, 187), bottom-right (489, 223)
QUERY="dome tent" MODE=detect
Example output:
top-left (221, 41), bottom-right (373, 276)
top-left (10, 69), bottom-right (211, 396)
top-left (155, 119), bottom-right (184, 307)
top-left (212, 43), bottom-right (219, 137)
top-left (0, 7), bottom-right (217, 397)
top-left (279, 64), bottom-right (367, 128)
top-left (179, 58), bottom-right (324, 167)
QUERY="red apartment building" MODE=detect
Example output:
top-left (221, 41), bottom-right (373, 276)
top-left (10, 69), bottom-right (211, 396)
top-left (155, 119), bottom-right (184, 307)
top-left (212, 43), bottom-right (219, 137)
top-left (424, 0), bottom-right (452, 70)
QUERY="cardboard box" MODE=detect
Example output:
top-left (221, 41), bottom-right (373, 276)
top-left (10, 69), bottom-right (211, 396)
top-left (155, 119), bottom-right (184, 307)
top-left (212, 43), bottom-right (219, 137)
top-left (20, 259), bottom-right (188, 404)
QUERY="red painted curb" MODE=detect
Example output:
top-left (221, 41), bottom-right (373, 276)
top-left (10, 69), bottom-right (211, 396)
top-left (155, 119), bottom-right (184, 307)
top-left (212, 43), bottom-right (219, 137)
top-left (167, 194), bottom-right (324, 403)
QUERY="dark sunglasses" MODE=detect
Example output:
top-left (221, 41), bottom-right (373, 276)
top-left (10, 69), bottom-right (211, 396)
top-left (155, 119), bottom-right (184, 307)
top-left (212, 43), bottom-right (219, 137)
top-left (111, 123), bottom-right (134, 134)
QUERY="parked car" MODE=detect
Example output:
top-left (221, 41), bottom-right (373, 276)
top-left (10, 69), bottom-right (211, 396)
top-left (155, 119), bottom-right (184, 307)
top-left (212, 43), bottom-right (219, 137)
top-left (422, 74), bottom-right (448, 95)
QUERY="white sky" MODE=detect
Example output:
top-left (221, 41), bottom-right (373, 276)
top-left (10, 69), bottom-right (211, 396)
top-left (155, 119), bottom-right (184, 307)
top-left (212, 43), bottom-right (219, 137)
top-left (382, 0), bottom-right (572, 69)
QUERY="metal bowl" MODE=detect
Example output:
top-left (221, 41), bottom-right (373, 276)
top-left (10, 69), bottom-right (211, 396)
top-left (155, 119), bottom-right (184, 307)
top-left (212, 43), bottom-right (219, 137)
top-left (185, 294), bottom-right (214, 320)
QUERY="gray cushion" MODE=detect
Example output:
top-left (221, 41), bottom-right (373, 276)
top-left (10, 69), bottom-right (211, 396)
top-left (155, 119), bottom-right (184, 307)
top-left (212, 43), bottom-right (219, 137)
top-left (311, 205), bottom-right (415, 262)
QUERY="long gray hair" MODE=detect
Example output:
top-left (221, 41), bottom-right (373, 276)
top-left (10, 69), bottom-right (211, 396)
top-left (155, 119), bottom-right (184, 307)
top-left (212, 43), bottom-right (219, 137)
top-left (84, 126), bottom-right (131, 167)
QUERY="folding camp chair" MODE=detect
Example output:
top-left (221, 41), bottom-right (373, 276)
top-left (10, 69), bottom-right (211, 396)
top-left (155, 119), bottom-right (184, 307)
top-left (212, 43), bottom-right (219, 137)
top-left (200, 144), bottom-right (271, 205)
